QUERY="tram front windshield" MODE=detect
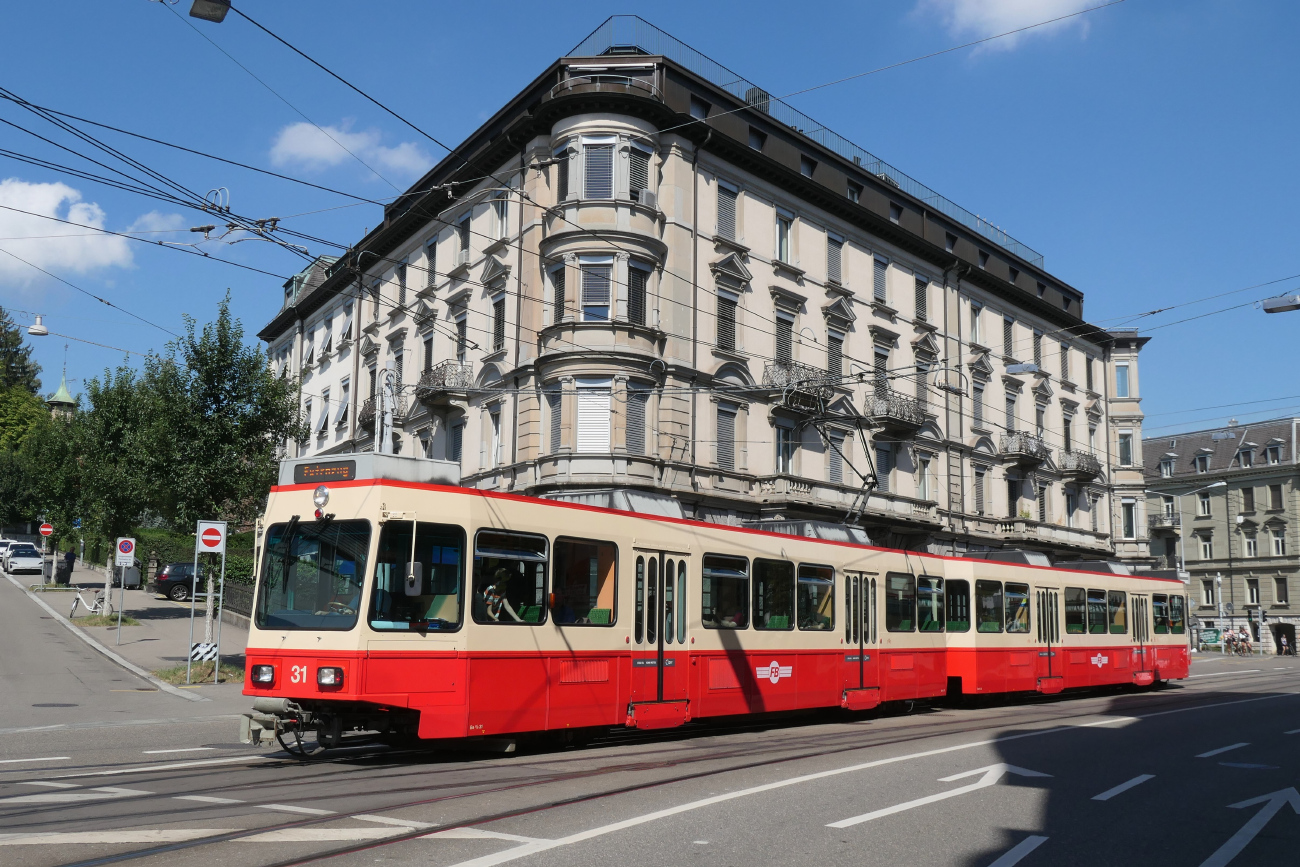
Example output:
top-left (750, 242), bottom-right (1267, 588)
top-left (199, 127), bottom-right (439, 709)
top-left (256, 519), bottom-right (370, 630)
top-left (370, 521), bottom-right (465, 631)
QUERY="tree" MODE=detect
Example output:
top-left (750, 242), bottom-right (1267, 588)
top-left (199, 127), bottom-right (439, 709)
top-left (0, 386), bottom-right (45, 451)
top-left (146, 296), bottom-right (304, 530)
top-left (0, 306), bottom-right (41, 394)
top-left (75, 363), bottom-right (155, 545)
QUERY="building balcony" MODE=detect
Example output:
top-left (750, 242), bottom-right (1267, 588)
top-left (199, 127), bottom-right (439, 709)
top-left (414, 360), bottom-right (473, 408)
top-left (547, 73), bottom-right (663, 104)
top-left (1148, 513), bottom-right (1181, 531)
top-left (1060, 449), bottom-right (1103, 483)
top-left (863, 388), bottom-right (924, 436)
top-left (356, 395), bottom-right (409, 431)
top-left (1000, 431), bottom-right (1051, 467)
top-left (991, 517), bottom-right (1112, 554)
top-left (763, 361), bottom-right (833, 414)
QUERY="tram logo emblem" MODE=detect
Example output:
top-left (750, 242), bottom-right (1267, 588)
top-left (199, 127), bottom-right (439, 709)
top-left (757, 660), bottom-right (793, 684)
top-left (1091, 654), bottom-right (1109, 668)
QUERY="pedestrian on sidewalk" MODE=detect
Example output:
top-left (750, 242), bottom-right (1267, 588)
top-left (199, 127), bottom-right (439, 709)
top-left (1282, 633), bottom-right (1290, 656)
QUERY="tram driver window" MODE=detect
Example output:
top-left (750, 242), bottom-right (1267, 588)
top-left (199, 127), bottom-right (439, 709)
top-left (1152, 594), bottom-right (1170, 634)
top-left (256, 520), bottom-right (370, 631)
top-left (797, 564), bottom-right (834, 630)
top-left (946, 579), bottom-right (970, 632)
top-left (1087, 589), bottom-right (1108, 634)
top-left (1108, 591), bottom-right (1127, 634)
top-left (472, 531), bottom-right (548, 624)
top-left (1065, 587), bottom-right (1086, 634)
top-left (918, 576), bottom-right (944, 632)
top-left (702, 554), bottom-right (749, 628)
top-left (551, 538), bottom-right (616, 625)
top-left (754, 559), bottom-right (795, 630)
top-left (370, 521), bottom-right (465, 631)
top-left (975, 580), bottom-right (1003, 633)
top-left (1005, 582), bottom-right (1030, 633)
top-left (1170, 595), bottom-right (1186, 634)
top-left (885, 572), bottom-right (916, 632)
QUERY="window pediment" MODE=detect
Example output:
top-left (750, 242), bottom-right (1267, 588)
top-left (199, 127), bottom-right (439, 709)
top-left (911, 331), bottom-right (940, 358)
top-left (822, 297), bottom-right (856, 330)
top-left (359, 336), bottom-right (380, 357)
top-left (481, 256), bottom-right (511, 286)
top-left (967, 353), bottom-right (994, 380)
top-left (710, 252), bottom-right (752, 286)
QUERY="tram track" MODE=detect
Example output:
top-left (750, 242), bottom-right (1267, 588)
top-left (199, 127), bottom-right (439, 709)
top-left (35, 673), bottom-right (1300, 867)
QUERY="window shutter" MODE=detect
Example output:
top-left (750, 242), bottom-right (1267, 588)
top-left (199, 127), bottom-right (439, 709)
top-left (1086, 357), bottom-right (1094, 390)
top-left (716, 407), bottom-right (736, 471)
top-left (394, 353), bottom-right (403, 390)
top-left (458, 218), bottom-right (470, 252)
top-left (317, 396), bottom-right (330, 433)
top-left (493, 297), bottom-right (506, 351)
top-left (915, 364), bottom-right (928, 412)
top-left (827, 334), bottom-right (843, 378)
top-left (456, 317), bottom-right (467, 361)
top-left (626, 388), bottom-right (648, 455)
top-left (974, 469), bottom-right (986, 514)
top-left (1033, 331), bottom-right (1043, 366)
top-left (1003, 318), bottom-right (1014, 357)
top-left (1037, 484), bottom-right (1048, 523)
top-left (424, 240), bottom-right (437, 287)
top-left (775, 317), bottom-right (793, 364)
top-left (1006, 396), bottom-right (1016, 431)
top-left (576, 384), bottom-right (611, 452)
top-left (828, 434), bottom-right (844, 484)
top-left (423, 336), bottom-right (433, 372)
top-left (547, 389), bottom-right (563, 453)
top-left (873, 258), bottom-right (887, 302)
top-left (552, 267), bottom-right (566, 324)
top-left (875, 446), bottom-right (892, 493)
top-left (1060, 343), bottom-right (1070, 380)
top-left (581, 264), bottom-right (611, 321)
top-left (334, 387), bottom-right (350, 425)
top-left (584, 145), bottom-right (613, 198)
top-left (397, 265), bottom-right (407, 306)
top-left (827, 237), bottom-right (842, 284)
top-left (873, 350), bottom-right (888, 396)
top-left (628, 266), bottom-right (648, 325)
top-left (973, 386), bottom-right (984, 427)
top-left (340, 306), bottom-right (354, 339)
top-left (914, 278), bottom-right (927, 322)
top-left (717, 295), bottom-right (737, 351)
top-left (629, 148), bottom-right (650, 199)
top-left (717, 185), bottom-right (737, 239)
top-left (557, 155), bottom-right (569, 200)
top-left (449, 424), bottom-right (463, 463)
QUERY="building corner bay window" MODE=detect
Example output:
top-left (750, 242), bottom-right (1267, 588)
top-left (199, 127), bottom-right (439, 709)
top-left (702, 554), bottom-right (748, 628)
top-left (580, 258), bottom-right (612, 321)
top-left (256, 520), bottom-right (370, 631)
top-left (551, 538), bottom-right (616, 625)
top-left (583, 137), bottom-right (614, 199)
top-left (576, 378), bottom-right (612, 453)
top-left (885, 572), bottom-right (916, 632)
top-left (753, 559), bottom-right (794, 630)
top-left (472, 531), bottom-right (548, 624)
top-left (369, 521), bottom-right (465, 631)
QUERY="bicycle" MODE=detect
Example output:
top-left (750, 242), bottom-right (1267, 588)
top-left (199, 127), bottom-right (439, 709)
top-left (69, 588), bottom-right (113, 619)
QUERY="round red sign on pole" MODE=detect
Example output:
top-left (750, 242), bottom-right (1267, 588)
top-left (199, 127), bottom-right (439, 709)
top-left (39, 523), bottom-right (53, 536)
top-left (118, 539), bottom-right (133, 555)
top-left (201, 527), bottom-right (223, 548)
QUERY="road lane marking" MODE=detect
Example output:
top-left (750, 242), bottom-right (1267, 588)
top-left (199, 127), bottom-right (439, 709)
top-left (0, 830), bottom-right (235, 845)
top-left (1188, 671), bottom-right (1262, 678)
top-left (1092, 774), bottom-right (1155, 801)
top-left (1200, 788), bottom-right (1300, 867)
top-left (1219, 763), bottom-right (1278, 770)
top-left (1197, 743), bottom-right (1249, 758)
top-left (3, 786), bottom-right (152, 804)
top-left (240, 828), bottom-right (403, 842)
top-left (22, 782), bottom-right (77, 788)
top-left (988, 836), bottom-right (1049, 867)
top-left (1074, 717), bottom-right (1138, 728)
top-left (427, 828), bottom-right (552, 843)
top-left (1286, 729), bottom-right (1300, 735)
top-left (143, 748), bottom-right (215, 754)
top-left (352, 814), bottom-right (437, 829)
top-left (0, 757), bottom-right (69, 765)
top-left (46, 755), bottom-right (275, 779)
top-left (828, 764), bottom-right (1050, 828)
top-left (260, 803), bottom-right (336, 815)
top-left (175, 795), bottom-right (245, 804)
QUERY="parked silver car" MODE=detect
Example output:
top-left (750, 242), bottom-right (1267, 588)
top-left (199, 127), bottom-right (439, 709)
top-left (5, 543), bottom-right (43, 575)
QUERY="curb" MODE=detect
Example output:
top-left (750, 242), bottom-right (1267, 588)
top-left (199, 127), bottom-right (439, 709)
top-left (2, 570), bottom-right (209, 703)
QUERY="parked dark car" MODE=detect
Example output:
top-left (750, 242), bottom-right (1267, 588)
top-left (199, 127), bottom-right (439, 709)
top-left (153, 562), bottom-right (205, 601)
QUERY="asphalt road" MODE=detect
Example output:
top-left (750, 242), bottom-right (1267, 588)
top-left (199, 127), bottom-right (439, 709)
top-left (0, 575), bottom-right (1296, 867)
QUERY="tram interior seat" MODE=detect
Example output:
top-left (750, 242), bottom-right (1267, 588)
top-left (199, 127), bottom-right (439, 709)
top-left (518, 605), bottom-right (542, 623)
top-left (425, 594), bottom-right (458, 622)
top-left (587, 608), bottom-right (611, 624)
top-left (767, 615), bottom-right (789, 629)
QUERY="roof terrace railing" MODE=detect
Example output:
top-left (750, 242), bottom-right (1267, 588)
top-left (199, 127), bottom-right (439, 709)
top-left (570, 16), bottom-right (1044, 267)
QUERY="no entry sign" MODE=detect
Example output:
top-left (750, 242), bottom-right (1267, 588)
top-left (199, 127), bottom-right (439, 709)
top-left (115, 537), bottom-right (135, 568)
top-left (38, 523), bottom-right (53, 536)
top-left (195, 520), bottom-right (227, 555)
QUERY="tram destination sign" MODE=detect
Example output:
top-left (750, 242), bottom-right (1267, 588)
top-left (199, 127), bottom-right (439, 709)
top-left (293, 460), bottom-right (356, 484)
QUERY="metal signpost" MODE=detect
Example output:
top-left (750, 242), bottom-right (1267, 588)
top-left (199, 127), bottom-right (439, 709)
top-left (38, 523), bottom-right (53, 585)
top-left (187, 520), bottom-right (228, 684)
top-left (114, 537), bottom-right (134, 645)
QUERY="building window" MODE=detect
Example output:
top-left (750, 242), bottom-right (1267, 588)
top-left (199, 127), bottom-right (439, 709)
top-left (1036, 281), bottom-right (1046, 298)
top-left (335, 380), bottom-right (350, 429)
top-left (628, 145), bottom-right (651, 201)
top-left (489, 409), bottom-right (502, 467)
top-left (716, 291), bottom-right (738, 352)
top-left (395, 264), bottom-right (407, 308)
top-left (579, 257), bottom-right (612, 321)
top-left (1037, 483), bottom-right (1048, 523)
top-left (457, 213), bottom-right (471, 255)
top-left (1243, 487), bottom-right (1255, 512)
top-left (945, 232), bottom-right (957, 253)
top-left (455, 315), bottom-right (467, 364)
top-left (1162, 495), bottom-right (1174, 517)
top-left (1060, 343), bottom-right (1070, 381)
top-left (546, 387), bottom-right (563, 454)
top-left (1062, 415), bottom-right (1073, 452)
top-left (776, 212), bottom-right (793, 264)
top-left (626, 386), bottom-right (649, 456)
top-left (826, 331), bottom-right (843, 378)
top-left (1202, 579), bottom-right (1215, 606)
top-left (826, 234), bottom-right (843, 284)
top-left (1035, 404), bottom-right (1046, 437)
top-left (1195, 454), bottom-right (1210, 474)
top-left (1002, 317), bottom-right (1014, 357)
top-left (873, 258), bottom-right (888, 303)
top-left (776, 425), bottom-right (796, 474)
top-left (370, 281), bottom-right (381, 321)
top-left (1245, 534), bottom-right (1257, 558)
top-left (1239, 449), bottom-right (1253, 468)
top-left (917, 454), bottom-right (933, 501)
top-left (873, 348), bottom-right (889, 396)
top-left (1267, 445), bottom-right (1282, 464)
top-left (555, 144), bottom-right (570, 200)
top-left (1200, 535), bottom-right (1213, 560)
top-left (972, 384), bottom-right (985, 429)
top-left (316, 390), bottom-right (329, 438)
top-left (889, 202), bottom-right (903, 224)
top-left (491, 192), bottom-right (509, 240)
top-left (421, 334), bottom-right (433, 373)
top-left (690, 96), bottom-right (709, 119)
top-left (1005, 394), bottom-right (1016, 433)
top-left (1006, 477), bottom-right (1019, 518)
top-left (1269, 484), bottom-right (1283, 510)
top-left (1090, 494), bottom-right (1099, 532)
top-left (800, 156), bottom-right (816, 177)
top-left (583, 139), bottom-right (614, 199)
top-left (978, 250), bottom-right (989, 269)
top-left (367, 365), bottom-right (376, 399)
top-left (1160, 459), bottom-right (1173, 478)
top-left (628, 262), bottom-right (649, 326)
top-left (748, 127), bottom-right (766, 150)
top-left (914, 278), bottom-right (928, 322)
top-left (550, 263), bottom-right (566, 324)
top-left (828, 433), bottom-right (845, 484)
top-left (716, 404), bottom-right (737, 471)
top-left (1086, 356), bottom-right (1094, 391)
top-left (876, 444), bottom-right (892, 494)
top-left (717, 182), bottom-right (738, 240)
top-left (973, 466), bottom-right (987, 515)
top-left (1009, 266), bottom-right (1020, 285)
top-left (492, 295), bottom-right (506, 351)
top-left (1198, 491), bottom-right (1211, 516)
top-left (970, 302), bottom-right (982, 344)
top-left (1276, 577), bottom-right (1289, 605)
top-left (392, 352), bottom-right (404, 393)
top-left (575, 378), bottom-right (612, 453)
top-left (775, 315), bottom-right (793, 364)
top-left (1248, 579), bottom-right (1260, 605)
top-left (1118, 431), bottom-right (1134, 466)
top-left (1032, 331), bottom-right (1043, 367)
top-left (1273, 529), bottom-right (1286, 557)
top-left (448, 421), bottom-right (464, 464)
top-left (1122, 500), bottom-right (1136, 539)
top-left (915, 363), bottom-right (930, 413)
top-left (1066, 490), bottom-right (1078, 527)
top-left (1115, 363), bottom-right (1130, 398)
top-left (847, 181), bottom-right (862, 203)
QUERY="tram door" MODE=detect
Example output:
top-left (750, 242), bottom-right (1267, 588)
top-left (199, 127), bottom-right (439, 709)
top-left (1131, 595), bottom-right (1150, 674)
top-left (1034, 588), bottom-right (1060, 680)
top-left (842, 572), bottom-right (879, 691)
top-left (631, 551), bottom-right (690, 705)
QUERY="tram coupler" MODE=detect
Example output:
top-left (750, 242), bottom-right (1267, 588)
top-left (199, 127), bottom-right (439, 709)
top-left (240, 697), bottom-right (306, 746)
top-left (841, 687), bottom-right (881, 711)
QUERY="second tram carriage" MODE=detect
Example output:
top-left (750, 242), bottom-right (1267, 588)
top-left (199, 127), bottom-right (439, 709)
top-left (240, 456), bottom-right (1190, 747)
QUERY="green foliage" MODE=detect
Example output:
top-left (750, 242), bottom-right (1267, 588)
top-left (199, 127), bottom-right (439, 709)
top-left (0, 306), bottom-right (41, 394)
top-left (0, 387), bottom-right (44, 450)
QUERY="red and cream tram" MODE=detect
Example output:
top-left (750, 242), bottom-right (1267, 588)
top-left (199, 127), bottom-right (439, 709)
top-left (240, 457), bottom-right (1190, 747)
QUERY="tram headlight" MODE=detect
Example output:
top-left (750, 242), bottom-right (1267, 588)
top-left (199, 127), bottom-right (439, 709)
top-left (317, 666), bottom-right (344, 688)
top-left (312, 485), bottom-right (330, 509)
top-left (251, 665), bottom-right (274, 684)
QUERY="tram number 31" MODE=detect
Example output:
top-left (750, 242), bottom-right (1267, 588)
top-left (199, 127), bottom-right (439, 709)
top-left (289, 665), bottom-right (309, 684)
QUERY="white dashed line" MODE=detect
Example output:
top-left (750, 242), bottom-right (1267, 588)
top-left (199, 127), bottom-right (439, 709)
top-left (175, 795), bottom-right (245, 805)
top-left (987, 836), bottom-right (1049, 867)
top-left (0, 830), bottom-right (234, 846)
top-left (241, 828), bottom-right (404, 842)
top-left (259, 803), bottom-right (336, 816)
top-left (143, 748), bottom-right (215, 755)
top-left (1188, 671), bottom-right (1261, 678)
top-left (1197, 743), bottom-right (1249, 758)
top-left (50, 755), bottom-right (274, 779)
top-left (4, 786), bottom-right (152, 805)
top-left (22, 782), bottom-right (77, 789)
top-left (427, 829), bottom-right (552, 844)
top-left (1092, 774), bottom-right (1155, 801)
top-left (352, 814), bottom-right (437, 829)
top-left (1285, 728), bottom-right (1300, 735)
top-left (0, 757), bottom-right (69, 765)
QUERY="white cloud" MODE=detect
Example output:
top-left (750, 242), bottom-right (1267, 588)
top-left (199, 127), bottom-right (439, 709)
top-left (918, 0), bottom-right (1095, 50)
top-left (0, 179), bottom-right (135, 284)
top-left (269, 120), bottom-right (431, 179)
top-left (128, 210), bottom-right (188, 234)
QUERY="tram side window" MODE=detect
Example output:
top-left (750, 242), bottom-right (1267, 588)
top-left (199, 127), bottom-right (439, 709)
top-left (885, 572), bottom-right (915, 632)
top-left (1152, 594), bottom-right (1170, 634)
top-left (370, 521), bottom-right (464, 631)
top-left (975, 580), bottom-right (1003, 633)
top-left (1065, 587), bottom-right (1086, 634)
top-left (1005, 582), bottom-right (1030, 633)
top-left (702, 554), bottom-right (749, 628)
top-left (754, 559), bottom-right (795, 630)
top-left (257, 520), bottom-right (371, 631)
top-left (472, 531), bottom-right (548, 624)
top-left (797, 564), bottom-right (834, 631)
top-left (946, 580), bottom-right (971, 632)
top-left (918, 576), bottom-right (944, 632)
top-left (1108, 591), bottom-right (1127, 635)
top-left (550, 538), bottom-right (616, 625)
top-left (1087, 589), bottom-right (1108, 634)
top-left (1170, 595), bottom-right (1186, 634)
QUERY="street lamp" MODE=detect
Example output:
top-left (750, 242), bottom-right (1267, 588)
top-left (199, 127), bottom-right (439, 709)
top-left (1006, 363), bottom-right (1040, 375)
top-left (1262, 292), bottom-right (1300, 314)
top-left (27, 314), bottom-right (48, 337)
top-left (188, 0), bottom-right (231, 23)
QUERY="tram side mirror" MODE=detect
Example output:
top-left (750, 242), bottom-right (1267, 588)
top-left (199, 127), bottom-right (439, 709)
top-left (404, 562), bottom-right (424, 596)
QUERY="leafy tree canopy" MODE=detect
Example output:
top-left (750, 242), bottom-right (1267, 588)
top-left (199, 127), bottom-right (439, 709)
top-left (0, 306), bottom-right (41, 394)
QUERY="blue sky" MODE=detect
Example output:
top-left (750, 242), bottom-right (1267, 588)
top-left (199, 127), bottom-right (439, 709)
top-left (1, 0), bottom-right (1296, 436)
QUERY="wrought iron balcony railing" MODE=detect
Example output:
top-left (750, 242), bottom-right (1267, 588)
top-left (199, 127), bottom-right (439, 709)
top-left (357, 395), bottom-right (409, 430)
top-left (1148, 513), bottom-right (1181, 530)
top-left (414, 361), bottom-right (473, 406)
top-left (863, 388), bottom-right (924, 432)
top-left (762, 360), bottom-right (833, 395)
top-left (999, 431), bottom-right (1051, 464)
top-left (1060, 449), bottom-right (1103, 481)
